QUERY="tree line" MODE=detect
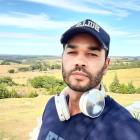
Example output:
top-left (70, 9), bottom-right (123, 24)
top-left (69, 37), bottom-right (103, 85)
top-left (8, 63), bottom-right (61, 73)
top-left (30, 76), bottom-right (67, 95)
top-left (18, 60), bottom-right (140, 72)
top-left (1, 73), bottom-right (140, 99)
top-left (108, 61), bottom-right (140, 70)
top-left (18, 63), bottom-right (61, 72)
top-left (0, 59), bottom-right (21, 65)
top-left (0, 76), bottom-right (38, 99)
top-left (108, 73), bottom-right (140, 94)
top-left (30, 75), bottom-right (140, 95)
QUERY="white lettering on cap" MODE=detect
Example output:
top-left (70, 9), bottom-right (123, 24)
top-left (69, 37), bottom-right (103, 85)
top-left (75, 20), bottom-right (100, 32)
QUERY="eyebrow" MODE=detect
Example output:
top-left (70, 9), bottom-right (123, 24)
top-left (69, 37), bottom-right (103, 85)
top-left (65, 44), bottom-right (101, 52)
top-left (65, 44), bottom-right (77, 49)
top-left (87, 46), bottom-right (101, 52)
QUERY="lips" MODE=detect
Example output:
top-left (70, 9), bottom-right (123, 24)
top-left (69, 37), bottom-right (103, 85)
top-left (71, 71), bottom-right (88, 79)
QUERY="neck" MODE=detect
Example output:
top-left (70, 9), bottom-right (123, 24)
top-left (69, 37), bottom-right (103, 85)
top-left (68, 88), bottom-right (83, 116)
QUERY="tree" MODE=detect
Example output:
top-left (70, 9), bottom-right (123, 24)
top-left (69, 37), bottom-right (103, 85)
top-left (118, 83), bottom-right (128, 94)
top-left (18, 67), bottom-right (29, 72)
top-left (28, 91), bottom-right (38, 98)
top-left (30, 76), bottom-right (66, 92)
top-left (102, 83), bottom-right (108, 92)
top-left (8, 69), bottom-right (15, 73)
top-left (48, 87), bottom-right (56, 95)
top-left (9, 88), bottom-right (19, 98)
top-left (0, 83), bottom-right (9, 99)
top-left (0, 76), bottom-right (17, 86)
top-left (31, 76), bottom-right (44, 88)
top-left (127, 81), bottom-right (136, 94)
top-left (136, 88), bottom-right (140, 94)
top-left (109, 73), bottom-right (120, 93)
top-left (27, 78), bottom-right (31, 85)
top-left (1, 60), bottom-right (10, 65)
top-left (117, 60), bottom-right (120, 63)
top-left (55, 85), bottom-right (66, 94)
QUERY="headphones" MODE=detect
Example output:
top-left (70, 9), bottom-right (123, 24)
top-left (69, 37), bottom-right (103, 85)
top-left (55, 83), bottom-right (105, 121)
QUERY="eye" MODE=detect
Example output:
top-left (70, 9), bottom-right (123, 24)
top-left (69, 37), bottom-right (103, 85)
top-left (67, 51), bottom-right (77, 54)
top-left (88, 53), bottom-right (97, 56)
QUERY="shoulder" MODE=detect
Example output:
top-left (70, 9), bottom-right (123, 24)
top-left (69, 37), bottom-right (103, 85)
top-left (47, 96), bottom-right (55, 104)
top-left (44, 96), bottom-right (55, 110)
top-left (103, 96), bottom-right (140, 140)
top-left (103, 96), bottom-right (134, 123)
top-left (106, 118), bottom-right (140, 140)
top-left (42, 96), bottom-right (55, 119)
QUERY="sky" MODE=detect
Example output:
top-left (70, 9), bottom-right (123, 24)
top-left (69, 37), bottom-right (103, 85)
top-left (0, 0), bottom-right (140, 56)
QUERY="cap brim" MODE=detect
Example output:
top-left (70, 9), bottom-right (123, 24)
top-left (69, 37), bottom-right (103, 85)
top-left (61, 26), bottom-right (106, 51)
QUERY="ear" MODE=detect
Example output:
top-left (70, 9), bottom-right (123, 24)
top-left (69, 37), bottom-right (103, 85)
top-left (103, 58), bottom-right (110, 75)
top-left (61, 54), bottom-right (63, 71)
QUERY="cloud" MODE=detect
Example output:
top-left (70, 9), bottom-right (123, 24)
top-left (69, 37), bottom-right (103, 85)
top-left (0, 12), bottom-right (75, 30)
top-left (106, 28), bottom-right (131, 36)
top-left (0, 42), bottom-right (63, 55)
top-left (125, 39), bottom-right (140, 44)
top-left (0, 11), bottom-right (139, 40)
top-left (100, 25), bottom-right (140, 38)
top-left (0, 32), bottom-right (59, 40)
top-left (0, 42), bottom-right (61, 47)
top-left (84, 0), bottom-right (140, 15)
top-left (89, 0), bottom-right (140, 11)
top-left (108, 29), bottom-right (140, 38)
top-left (24, 0), bottom-right (140, 19)
top-left (24, 0), bottom-right (112, 15)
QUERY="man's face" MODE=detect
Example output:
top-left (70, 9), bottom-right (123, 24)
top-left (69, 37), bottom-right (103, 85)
top-left (61, 33), bottom-right (110, 92)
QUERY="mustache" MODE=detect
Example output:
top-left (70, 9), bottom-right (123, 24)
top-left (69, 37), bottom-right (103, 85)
top-left (68, 66), bottom-right (92, 78)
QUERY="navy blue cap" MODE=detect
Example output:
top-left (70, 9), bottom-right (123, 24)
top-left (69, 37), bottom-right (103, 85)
top-left (61, 19), bottom-right (110, 56)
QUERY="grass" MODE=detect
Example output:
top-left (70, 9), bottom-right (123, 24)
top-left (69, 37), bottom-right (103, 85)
top-left (0, 95), bottom-right (53, 140)
top-left (8, 85), bottom-right (48, 96)
top-left (0, 64), bottom-right (30, 73)
top-left (107, 92), bottom-right (140, 106)
top-left (103, 68), bottom-right (140, 88)
top-left (0, 93), bottom-right (140, 140)
top-left (42, 58), bottom-right (61, 65)
top-left (0, 65), bottom-right (140, 88)
top-left (0, 64), bottom-right (62, 84)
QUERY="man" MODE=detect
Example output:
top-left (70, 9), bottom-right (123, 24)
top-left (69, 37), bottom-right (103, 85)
top-left (38, 19), bottom-right (140, 140)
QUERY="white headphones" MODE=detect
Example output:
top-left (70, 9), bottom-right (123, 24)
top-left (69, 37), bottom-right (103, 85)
top-left (55, 83), bottom-right (105, 121)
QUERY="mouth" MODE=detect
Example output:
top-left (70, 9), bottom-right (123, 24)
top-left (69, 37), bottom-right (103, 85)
top-left (71, 71), bottom-right (88, 79)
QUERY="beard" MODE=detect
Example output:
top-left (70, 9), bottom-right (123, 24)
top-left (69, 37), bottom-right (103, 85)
top-left (62, 63), bottom-right (105, 92)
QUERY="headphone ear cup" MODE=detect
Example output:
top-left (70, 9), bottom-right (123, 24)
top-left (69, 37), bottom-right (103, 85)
top-left (80, 89), bottom-right (105, 118)
top-left (79, 92), bottom-right (89, 116)
top-left (55, 95), bottom-right (66, 121)
top-left (60, 94), bottom-right (70, 120)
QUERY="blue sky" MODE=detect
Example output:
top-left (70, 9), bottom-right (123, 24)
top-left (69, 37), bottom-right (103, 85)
top-left (0, 0), bottom-right (140, 56)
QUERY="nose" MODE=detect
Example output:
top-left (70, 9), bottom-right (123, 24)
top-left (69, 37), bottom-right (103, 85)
top-left (74, 54), bottom-right (87, 68)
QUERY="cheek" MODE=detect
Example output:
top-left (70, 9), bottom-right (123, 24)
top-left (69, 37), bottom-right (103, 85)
top-left (63, 55), bottom-right (74, 68)
top-left (89, 60), bottom-right (104, 72)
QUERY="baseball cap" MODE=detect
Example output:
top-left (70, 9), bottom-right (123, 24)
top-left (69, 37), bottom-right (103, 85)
top-left (60, 19), bottom-right (110, 56)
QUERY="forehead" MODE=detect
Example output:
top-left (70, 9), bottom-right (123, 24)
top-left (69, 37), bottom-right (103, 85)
top-left (66, 33), bottom-right (102, 48)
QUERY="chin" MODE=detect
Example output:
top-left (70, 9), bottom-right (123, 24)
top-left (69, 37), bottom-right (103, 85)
top-left (70, 79), bottom-right (89, 87)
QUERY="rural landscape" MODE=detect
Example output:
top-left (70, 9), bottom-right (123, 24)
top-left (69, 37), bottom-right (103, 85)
top-left (0, 54), bottom-right (140, 140)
